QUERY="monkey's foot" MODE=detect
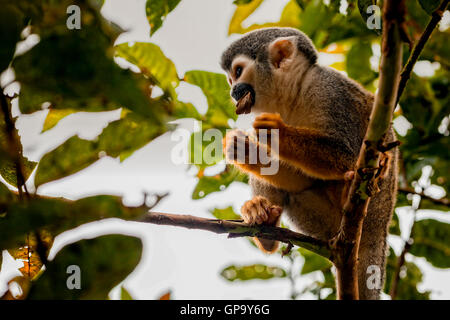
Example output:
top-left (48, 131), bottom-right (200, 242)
top-left (241, 196), bottom-right (282, 226)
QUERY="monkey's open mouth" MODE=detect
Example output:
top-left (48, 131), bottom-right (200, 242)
top-left (235, 91), bottom-right (255, 114)
top-left (231, 83), bottom-right (255, 115)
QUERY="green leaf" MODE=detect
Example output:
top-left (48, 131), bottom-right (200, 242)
top-left (357, 0), bottom-right (377, 26)
top-left (4, 0), bottom-right (43, 28)
top-left (120, 286), bottom-right (134, 300)
top-left (35, 112), bottom-right (165, 187)
top-left (320, 268), bottom-right (337, 300)
top-left (221, 264), bottom-right (286, 281)
top-left (27, 235), bottom-right (142, 299)
top-left (396, 191), bottom-right (412, 208)
top-left (171, 101), bottom-right (202, 120)
top-left (0, 181), bottom-right (13, 213)
top-left (299, 0), bottom-right (332, 38)
top-left (146, 0), bottom-right (181, 36)
top-left (399, 74), bottom-right (446, 136)
top-left (13, 28), bottom-right (163, 122)
top-left (98, 112), bottom-right (165, 161)
top-left (389, 212), bottom-right (401, 236)
top-left (422, 30), bottom-right (450, 67)
top-left (184, 70), bottom-right (236, 128)
top-left (115, 42), bottom-right (179, 98)
top-left (209, 206), bottom-right (240, 220)
top-left (0, 195), bottom-right (146, 250)
top-left (192, 165), bottom-right (248, 200)
top-left (384, 248), bottom-right (431, 299)
top-left (405, 0), bottom-right (431, 30)
top-left (346, 41), bottom-right (376, 88)
top-left (298, 248), bottom-right (332, 275)
top-left (189, 127), bottom-right (225, 169)
top-left (418, 0), bottom-right (441, 15)
top-left (0, 156), bottom-right (37, 187)
top-left (0, 117), bottom-right (37, 187)
top-left (409, 219), bottom-right (450, 268)
top-left (304, 267), bottom-right (336, 300)
top-left (34, 136), bottom-right (100, 187)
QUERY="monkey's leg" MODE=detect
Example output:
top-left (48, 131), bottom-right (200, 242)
top-left (241, 195), bottom-right (282, 253)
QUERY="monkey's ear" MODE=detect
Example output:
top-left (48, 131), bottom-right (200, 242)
top-left (269, 37), bottom-right (295, 69)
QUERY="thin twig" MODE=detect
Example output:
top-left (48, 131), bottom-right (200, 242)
top-left (0, 92), bottom-right (29, 198)
top-left (390, 201), bottom-right (419, 299)
top-left (1, 89), bottom-right (37, 278)
top-left (396, 0), bottom-right (449, 105)
top-left (398, 187), bottom-right (449, 208)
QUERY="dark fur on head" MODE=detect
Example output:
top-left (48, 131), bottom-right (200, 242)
top-left (221, 27), bottom-right (318, 71)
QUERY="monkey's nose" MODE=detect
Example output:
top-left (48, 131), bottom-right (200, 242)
top-left (231, 83), bottom-right (255, 102)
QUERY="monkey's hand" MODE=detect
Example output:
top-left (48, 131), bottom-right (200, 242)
top-left (253, 113), bottom-right (286, 147)
top-left (241, 196), bottom-right (282, 253)
top-left (224, 129), bottom-right (262, 165)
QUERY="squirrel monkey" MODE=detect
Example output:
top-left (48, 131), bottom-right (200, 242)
top-left (221, 28), bottom-right (398, 300)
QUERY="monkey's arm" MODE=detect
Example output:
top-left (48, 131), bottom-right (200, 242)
top-left (254, 113), bottom-right (357, 180)
top-left (224, 130), bottom-right (314, 192)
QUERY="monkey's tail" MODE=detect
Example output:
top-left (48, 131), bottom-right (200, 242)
top-left (357, 142), bottom-right (398, 300)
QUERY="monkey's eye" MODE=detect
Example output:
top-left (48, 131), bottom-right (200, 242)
top-left (235, 66), bottom-right (243, 79)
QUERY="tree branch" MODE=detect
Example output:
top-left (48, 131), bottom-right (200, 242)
top-left (396, 0), bottom-right (449, 105)
top-left (140, 211), bottom-right (331, 259)
top-left (0, 91), bottom-right (29, 198)
top-left (389, 214), bottom-right (415, 299)
top-left (330, 0), bottom-right (405, 300)
top-left (398, 187), bottom-right (450, 208)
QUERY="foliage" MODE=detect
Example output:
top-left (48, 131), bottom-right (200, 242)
top-left (0, 0), bottom-right (184, 299)
top-left (384, 248), bottom-right (431, 300)
top-left (221, 264), bottom-right (286, 281)
top-left (0, 0), bottom-right (448, 300)
top-left (27, 235), bottom-right (142, 299)
top-left (146, 0), bottom-right (181, 35)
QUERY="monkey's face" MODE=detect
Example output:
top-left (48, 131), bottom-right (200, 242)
top-left (227, 55), bottom-right (258, 114)
top-left (226, 36), bottom-right (309, 115)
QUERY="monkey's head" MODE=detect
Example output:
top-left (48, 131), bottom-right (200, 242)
top-left (221, 27), bottom-right (318, 115)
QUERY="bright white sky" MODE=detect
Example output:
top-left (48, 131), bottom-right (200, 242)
top-left (1, 0), bottom-right (449, 300)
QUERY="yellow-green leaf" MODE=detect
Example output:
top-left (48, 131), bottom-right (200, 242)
top-left (184, 70), bottom-right (236, 128)
top-left (209, 206), bottom-right (240, 220)
top-left (221, 264), bottom-right (286, 281)
top-left (146, 0), bottom-right (181, 35)
top-left (228, 0), bottom-right (264, 35)
top-left (115, 42), bottom-right (179, 98)
top-left (42, 109), bottom-right (76, 132)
